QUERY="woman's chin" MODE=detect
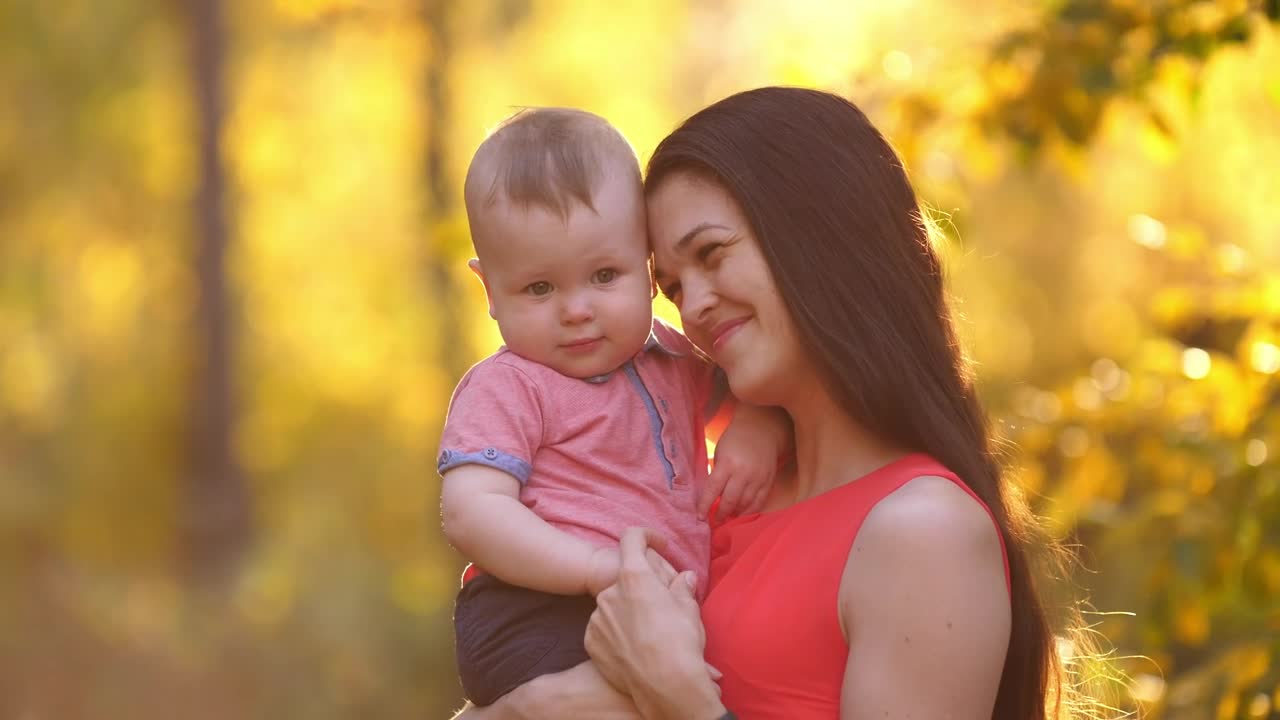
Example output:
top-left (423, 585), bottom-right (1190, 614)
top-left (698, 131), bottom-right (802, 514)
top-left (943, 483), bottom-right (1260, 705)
top-left (726, 367), bottom-right (782, 408)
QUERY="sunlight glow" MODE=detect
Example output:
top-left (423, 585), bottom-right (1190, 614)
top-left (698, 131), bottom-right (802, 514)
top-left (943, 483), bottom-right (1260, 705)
top-left (1182, 348), bottom-right (1211, 379)
top-left (1059, 426), bottom-right (1090, 458)
top-left (882, 50), bottom-right (913, 81)
top-left (1129, 673), bottom-right (1166, 704)
top-left (1128, 213), bottom-right (1167, 249)
top-left (1246, 439), bottom-right (1268, 467)
top-left (1251, 341), bottom-right (1280, 374)
top-left (1073, 377), bottom-right (1103, 411)
top-left (1248, 692), bottom-right (1272, 719)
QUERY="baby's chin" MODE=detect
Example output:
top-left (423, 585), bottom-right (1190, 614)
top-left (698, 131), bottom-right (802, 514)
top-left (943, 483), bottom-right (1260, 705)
top-left (504, 342), bottom-right (637, 380)
top-left (545, 349), bottom-right (638, 380)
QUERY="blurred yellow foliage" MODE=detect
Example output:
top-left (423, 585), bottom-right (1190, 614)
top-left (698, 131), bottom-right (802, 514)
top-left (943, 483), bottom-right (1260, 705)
top-left (0, 0), bottom-right (1277, 717)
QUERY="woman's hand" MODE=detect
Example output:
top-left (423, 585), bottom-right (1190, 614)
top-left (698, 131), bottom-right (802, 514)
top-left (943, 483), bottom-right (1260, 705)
top-left (587, 535), bottom-right (680, 596)
top-left (451, 661), bottom-right (645, 720)
top-left (585, 528), bottom-right (725, 720)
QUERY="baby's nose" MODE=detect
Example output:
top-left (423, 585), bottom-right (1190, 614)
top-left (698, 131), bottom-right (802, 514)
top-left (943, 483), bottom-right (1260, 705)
top-left (561, 295), bottom-right (594, 324)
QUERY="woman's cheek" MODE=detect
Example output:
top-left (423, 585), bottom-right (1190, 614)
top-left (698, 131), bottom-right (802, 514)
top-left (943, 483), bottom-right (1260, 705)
top-left (688, 327), bottom-right (714, 358)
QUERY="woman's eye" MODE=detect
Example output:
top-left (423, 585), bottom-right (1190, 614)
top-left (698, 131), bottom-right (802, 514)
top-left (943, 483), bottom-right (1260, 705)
top-left (697, 242), bottom-right (724, 264)
top-left (593, 268), bottom-right (618, 284)
top-left (526, 281), bottom-right (553, 296)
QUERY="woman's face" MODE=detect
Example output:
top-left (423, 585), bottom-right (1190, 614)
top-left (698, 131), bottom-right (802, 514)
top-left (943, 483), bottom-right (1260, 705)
top-left (648, 172), bottom-right (811, 407)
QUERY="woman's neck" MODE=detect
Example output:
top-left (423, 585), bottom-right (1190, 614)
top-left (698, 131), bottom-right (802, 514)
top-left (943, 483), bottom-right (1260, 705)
top-left (781, 379), bottom-right (906, 504)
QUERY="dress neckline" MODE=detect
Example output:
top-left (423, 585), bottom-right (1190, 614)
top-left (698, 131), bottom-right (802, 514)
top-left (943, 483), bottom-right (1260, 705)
top-left (715, 452), bottom-right (935, 530)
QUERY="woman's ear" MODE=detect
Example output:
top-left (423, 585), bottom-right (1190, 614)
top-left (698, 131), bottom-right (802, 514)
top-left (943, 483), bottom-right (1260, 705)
top-left (468, 258), bottom-right (496, 319)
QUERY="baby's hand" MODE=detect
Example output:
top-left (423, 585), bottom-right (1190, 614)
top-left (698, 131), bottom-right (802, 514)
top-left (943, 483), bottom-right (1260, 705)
top-left (586, 546), bottom-right (621, 596)
top-left (703, 406), bottom-right (792, 521)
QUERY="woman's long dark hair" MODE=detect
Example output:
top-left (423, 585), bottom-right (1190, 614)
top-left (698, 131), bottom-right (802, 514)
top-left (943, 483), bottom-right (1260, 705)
top-left (647, 87), bottom-right (1065, 719)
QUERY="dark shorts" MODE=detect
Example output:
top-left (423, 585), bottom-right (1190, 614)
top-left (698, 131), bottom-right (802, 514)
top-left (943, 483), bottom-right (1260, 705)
top-left (454, 573), bottom-right (597, 706)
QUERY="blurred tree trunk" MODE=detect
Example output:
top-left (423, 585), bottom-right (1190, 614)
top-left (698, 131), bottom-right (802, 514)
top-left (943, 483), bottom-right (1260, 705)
top-left (418, 4), bottom-right (474, 709)
top-left (185, 0), bottom-right (251, 586)
top-left (423, 0), bottom-right (470, 381)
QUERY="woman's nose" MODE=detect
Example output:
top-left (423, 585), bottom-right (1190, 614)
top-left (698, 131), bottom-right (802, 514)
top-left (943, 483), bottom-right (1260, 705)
top-left (679, 275), bottom-right (717, 326)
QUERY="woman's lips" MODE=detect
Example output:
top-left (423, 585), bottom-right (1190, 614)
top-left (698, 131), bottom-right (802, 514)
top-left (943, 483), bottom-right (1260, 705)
top-left (711, 318), bottom-right (749, 352)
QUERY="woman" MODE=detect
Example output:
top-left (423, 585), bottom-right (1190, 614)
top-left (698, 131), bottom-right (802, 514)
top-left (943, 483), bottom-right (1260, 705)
top-left (459, 86), bottom-right (1069, 719)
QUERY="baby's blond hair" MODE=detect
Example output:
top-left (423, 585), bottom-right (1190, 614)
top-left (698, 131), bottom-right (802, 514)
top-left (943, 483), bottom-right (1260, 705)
top-left (464, 108), bottom-right (641, 228)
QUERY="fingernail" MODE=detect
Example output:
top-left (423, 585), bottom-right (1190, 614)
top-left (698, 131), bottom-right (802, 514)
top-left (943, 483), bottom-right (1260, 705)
top-left (683, 572), bottom-right (697, 590)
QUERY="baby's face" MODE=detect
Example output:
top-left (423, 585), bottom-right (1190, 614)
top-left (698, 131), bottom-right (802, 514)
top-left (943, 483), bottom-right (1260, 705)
top-left (472, 174), bottom-right (654, 378)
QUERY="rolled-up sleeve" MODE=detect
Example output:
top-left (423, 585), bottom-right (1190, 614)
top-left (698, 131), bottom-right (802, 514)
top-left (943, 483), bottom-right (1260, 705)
top-left (437, 358), bottom-right (544, 485)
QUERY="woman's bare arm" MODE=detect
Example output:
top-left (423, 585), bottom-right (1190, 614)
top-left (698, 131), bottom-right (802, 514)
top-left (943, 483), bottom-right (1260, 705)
top-left (839, 476), bottom-right (1011, 719)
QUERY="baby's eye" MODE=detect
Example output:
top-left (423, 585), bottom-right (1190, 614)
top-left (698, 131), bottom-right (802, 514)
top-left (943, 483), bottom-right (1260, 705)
top-left (593, 268), bottom-right (618, 284)
top-left (526, 281), bottom-right (553, 296)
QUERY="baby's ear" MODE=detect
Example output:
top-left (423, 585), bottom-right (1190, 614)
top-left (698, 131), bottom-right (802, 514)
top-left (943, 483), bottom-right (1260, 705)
top-left (467, 259), bottom-right (496, 319)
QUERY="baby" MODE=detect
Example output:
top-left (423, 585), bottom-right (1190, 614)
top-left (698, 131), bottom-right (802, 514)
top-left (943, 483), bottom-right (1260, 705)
top-left (438, 108), bottom-right (788, 706)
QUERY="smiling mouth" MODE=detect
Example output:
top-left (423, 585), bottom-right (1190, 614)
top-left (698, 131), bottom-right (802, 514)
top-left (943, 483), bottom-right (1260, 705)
top-left (711, 319), bottom-right (749, 351)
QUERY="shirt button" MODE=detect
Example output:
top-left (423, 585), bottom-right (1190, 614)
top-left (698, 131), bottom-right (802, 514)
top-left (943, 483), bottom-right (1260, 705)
top-left (483, 447), bottom-right (498, 460)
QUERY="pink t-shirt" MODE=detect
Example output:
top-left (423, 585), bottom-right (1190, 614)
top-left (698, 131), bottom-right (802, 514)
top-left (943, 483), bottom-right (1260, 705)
top-left (438, 318), bottom-right (720, 597)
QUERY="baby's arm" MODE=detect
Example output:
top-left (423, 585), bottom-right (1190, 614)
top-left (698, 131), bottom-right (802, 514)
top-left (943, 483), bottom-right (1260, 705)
top-left (441, 465), bottom-right (618, 596)
top-left (702, 399), bottom-right (793, 520)
top-left (650, 319), bottom-right (793, 520)
top-left (439, 359), bottom-right (620, 596)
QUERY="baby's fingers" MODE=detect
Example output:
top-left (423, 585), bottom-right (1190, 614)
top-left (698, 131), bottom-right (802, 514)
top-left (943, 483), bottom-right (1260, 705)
top-left (740, 481), bottom-right (770, 515)
top-left (716, 475), bottom-right (750, 521)
top-left (700, 463), bottom-right (731, 519)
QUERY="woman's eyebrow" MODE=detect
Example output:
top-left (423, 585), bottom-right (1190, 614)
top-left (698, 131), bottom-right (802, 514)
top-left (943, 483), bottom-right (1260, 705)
top-left (673, 222), bottom-right (731, 254)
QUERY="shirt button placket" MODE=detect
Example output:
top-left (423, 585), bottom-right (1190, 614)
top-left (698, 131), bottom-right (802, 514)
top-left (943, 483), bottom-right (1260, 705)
top-left (658, 396), bottom-right (683, 485)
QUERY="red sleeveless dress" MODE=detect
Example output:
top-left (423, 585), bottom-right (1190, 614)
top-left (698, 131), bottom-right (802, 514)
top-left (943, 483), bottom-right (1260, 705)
top-left (701, 454), bottom-right (1011, 719)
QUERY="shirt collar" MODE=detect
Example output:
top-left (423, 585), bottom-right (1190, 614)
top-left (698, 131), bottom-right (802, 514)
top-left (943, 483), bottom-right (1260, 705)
top-left (583, 330), bottom-right (683, 384)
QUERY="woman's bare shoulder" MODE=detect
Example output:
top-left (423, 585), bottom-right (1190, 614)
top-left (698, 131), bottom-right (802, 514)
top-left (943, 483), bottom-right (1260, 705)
top-left (863, 475), bottom-right (998, 545)
top-left (844, 474), bottom-right (1005, 594)
top-left (837, 473), bottom-right (1010, 642)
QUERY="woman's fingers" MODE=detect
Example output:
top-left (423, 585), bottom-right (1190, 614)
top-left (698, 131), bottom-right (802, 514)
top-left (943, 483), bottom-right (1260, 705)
top-left (586, 534), bottom-right (714, 714)
top-left (668, 570), bottom-right (699, 604)
top-left (583, 614), bottom-right (624, 691)
top-left (646, 548), bottom-right (677, 584)
top-left (618, 527), bottom-right (666, 577)
top-left (583, 611), bottom-right (600, 655)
